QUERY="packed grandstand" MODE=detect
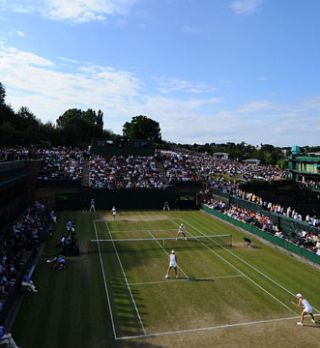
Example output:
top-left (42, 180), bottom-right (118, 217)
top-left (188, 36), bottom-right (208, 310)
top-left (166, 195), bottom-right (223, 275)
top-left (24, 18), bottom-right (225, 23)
top-left (0, 146), bottom-right (287, 187)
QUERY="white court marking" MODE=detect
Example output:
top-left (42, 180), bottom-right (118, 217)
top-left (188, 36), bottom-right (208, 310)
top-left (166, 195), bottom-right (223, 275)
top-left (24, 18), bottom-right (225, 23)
top-left (115, 313), bottom-right (320, 341)
top-left (94, 216), bottom-right (309, 341)
top-left (93, 220), bottom-right (118, 339)
top-left (196, 213), bottom-right (320, 313)
top-left (105, 221), bottom-right (146, 335)
top-left (172, 218), bottom-right (296, 315)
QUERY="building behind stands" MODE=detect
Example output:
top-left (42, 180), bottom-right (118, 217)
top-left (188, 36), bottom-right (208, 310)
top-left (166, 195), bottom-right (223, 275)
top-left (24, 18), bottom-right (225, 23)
top-left (288, 145), bottom-right (320, 193)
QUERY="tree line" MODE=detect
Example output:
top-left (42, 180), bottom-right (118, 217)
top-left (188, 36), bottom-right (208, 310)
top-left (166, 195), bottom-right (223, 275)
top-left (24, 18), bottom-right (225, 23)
top-left (1, 81), bottom-right (319, 165)
top-left (0, 82), bottom-right (161, 146)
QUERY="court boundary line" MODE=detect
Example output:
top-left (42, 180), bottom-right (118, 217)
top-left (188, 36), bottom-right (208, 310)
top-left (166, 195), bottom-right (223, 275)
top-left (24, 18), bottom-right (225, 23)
top-left (94, 214), bottom-right (303, 340)
top-left (93, 220), bottom-right (118, 340)
top-left (192, 213), bottom-right (320, 313)
top-left (115, 314), bottom-right (320, 341)
top-left (129, 274), bottom-right (244, 286)
top-left (172, 218), bottom-right (296, 315)
top-left (105, 221), bottom-right (146, 335)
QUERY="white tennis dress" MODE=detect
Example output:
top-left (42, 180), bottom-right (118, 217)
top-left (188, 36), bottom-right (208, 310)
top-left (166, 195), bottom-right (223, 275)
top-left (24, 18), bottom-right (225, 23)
top-left (169, 254), bottom-right (177, 267)
top-left (302, 299), bottom-right (313, 313)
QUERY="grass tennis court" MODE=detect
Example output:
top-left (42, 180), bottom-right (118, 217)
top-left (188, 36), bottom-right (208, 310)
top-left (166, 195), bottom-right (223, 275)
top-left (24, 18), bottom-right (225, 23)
top-left (13, 210), bottom-right (320, 347)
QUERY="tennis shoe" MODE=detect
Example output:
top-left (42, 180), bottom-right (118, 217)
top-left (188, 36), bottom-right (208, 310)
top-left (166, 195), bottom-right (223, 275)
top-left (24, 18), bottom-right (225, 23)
top-left (311, 319), bottom-right (316, 323)
top-left (165, 274), bottom-right (168, 279)
top-left (296, 322), bottom-right (303, 326)
top-left (176, 275), bottom-right (179, 279)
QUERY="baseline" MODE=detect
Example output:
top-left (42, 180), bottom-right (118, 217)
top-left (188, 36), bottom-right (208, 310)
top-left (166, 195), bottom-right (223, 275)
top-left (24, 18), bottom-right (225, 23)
top-left (115, 313), bottom-right (320, 341)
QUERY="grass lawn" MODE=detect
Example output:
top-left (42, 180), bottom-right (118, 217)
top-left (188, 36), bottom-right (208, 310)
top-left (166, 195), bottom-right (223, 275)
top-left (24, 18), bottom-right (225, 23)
top-left (12, 210), bottom-right (320, 348)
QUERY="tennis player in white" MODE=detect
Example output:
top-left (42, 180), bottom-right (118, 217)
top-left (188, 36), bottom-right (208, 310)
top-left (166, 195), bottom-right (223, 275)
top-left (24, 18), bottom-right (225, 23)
top-left (296, 293), bottom-right (316, 326)
top-left (111, 206), bottom-right (116, 220)
top-left (165, 250), bottom-right (178, 279)
top-left (176, 223), bottom-right (187, 240)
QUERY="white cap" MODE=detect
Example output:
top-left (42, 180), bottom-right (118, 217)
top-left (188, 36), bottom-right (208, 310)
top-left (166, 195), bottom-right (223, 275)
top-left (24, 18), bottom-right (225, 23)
top-left (171, 250), bottom-right (175, 254)
top-left (296, 293), bottom-right (302, 298)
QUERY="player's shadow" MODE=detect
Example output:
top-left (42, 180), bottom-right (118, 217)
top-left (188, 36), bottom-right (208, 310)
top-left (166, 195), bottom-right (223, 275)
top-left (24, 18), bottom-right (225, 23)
top-left (300, 322), bottom-right (320, 328)
top-left (187, 277), bottom-right (215, 282)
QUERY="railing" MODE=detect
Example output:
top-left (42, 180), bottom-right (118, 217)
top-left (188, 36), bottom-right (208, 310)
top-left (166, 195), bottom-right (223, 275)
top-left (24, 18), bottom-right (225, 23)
top-left (202, 204), bottom-right (320, 266)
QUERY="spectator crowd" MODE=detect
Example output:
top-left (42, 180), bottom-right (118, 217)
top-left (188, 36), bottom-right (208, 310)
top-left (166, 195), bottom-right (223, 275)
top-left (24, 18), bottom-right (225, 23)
top-left (0, 202), bottom-right (49, 309)
top-left (205, 198), bottom-right (320, 255)
top-left (0, 146), bottom-right (288, 190)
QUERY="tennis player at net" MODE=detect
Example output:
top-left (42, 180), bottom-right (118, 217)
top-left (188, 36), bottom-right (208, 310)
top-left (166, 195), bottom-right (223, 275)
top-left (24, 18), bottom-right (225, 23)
top-left (176, 223), bottom-right (187, 240)
top-left (165, 250), bottom-right (178, 279)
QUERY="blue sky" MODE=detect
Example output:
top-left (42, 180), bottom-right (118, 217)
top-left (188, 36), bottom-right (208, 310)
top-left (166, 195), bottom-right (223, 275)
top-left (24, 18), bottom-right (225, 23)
top-left (0, 0), bottom-right (320, 146)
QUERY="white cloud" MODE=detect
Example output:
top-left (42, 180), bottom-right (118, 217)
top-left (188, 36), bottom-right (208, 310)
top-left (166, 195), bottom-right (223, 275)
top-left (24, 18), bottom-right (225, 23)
top-left (182, 25), bottom-right (203, 34)
top-left (17, 30), bottom-right (25, 37)
top-left (158, 77), bottom-right (215, 94)
top-left (237, 100), bottom-right (272, 113)
top-left (0, 43), bottom-right (141, 128)
top-left (1, 43), bottom-right (320, 146)
top-left (7, 30), bottom-right (26, 38)
top-left (229, 0), bottom-right (263, 15)
top-left (0, 0), bottom-right (138, 23)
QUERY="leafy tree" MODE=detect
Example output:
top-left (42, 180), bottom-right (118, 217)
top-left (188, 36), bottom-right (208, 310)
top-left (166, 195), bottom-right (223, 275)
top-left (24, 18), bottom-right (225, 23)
top-left (123, 115), bottom-right (162, 143)
top-left (0, 82), bottom-right (6, 105)
top-left (56, 108), bottom-right (104, 145)
top-left (16, 106), bottom-right (40, 129)
top-left (56, 108), bottom-right (83, 128)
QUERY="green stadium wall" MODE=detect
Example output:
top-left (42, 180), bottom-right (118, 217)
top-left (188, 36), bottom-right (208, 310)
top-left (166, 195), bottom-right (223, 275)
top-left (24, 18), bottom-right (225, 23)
top-left (202, 204), bottom-right (320, 266)
top-left (55, 188), bottom-right (197, 210)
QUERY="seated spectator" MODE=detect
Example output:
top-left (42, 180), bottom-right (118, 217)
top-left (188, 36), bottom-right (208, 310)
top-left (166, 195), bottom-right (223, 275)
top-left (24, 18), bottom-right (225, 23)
top-left (46, 255), bottom-right (66, 271)
top-left (49, 210), bottom-right (57, 224)
top-left (0, 326), bottom-right (20, 348)
top-left (21, 272), bottom-right (38, 293)
top-left (66, 218), bottom-right (75, 233)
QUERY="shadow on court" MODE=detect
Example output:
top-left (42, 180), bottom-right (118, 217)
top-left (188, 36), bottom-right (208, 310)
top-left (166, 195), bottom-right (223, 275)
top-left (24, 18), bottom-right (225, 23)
top-left (187, 277), bottom-right (215, 282)
top-left (119, 342), bottom-right (164, 348)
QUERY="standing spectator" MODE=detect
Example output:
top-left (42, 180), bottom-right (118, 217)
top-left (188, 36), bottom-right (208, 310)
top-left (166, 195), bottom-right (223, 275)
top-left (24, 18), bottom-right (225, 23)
top-left (163, 201), bottom-right (170, 211)
top-left (50, 210), bottom-right (57, 224)
top-left (89, 198), bottom-right (96, 213)
top-left (112, 206), bottom-right (116, 220)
